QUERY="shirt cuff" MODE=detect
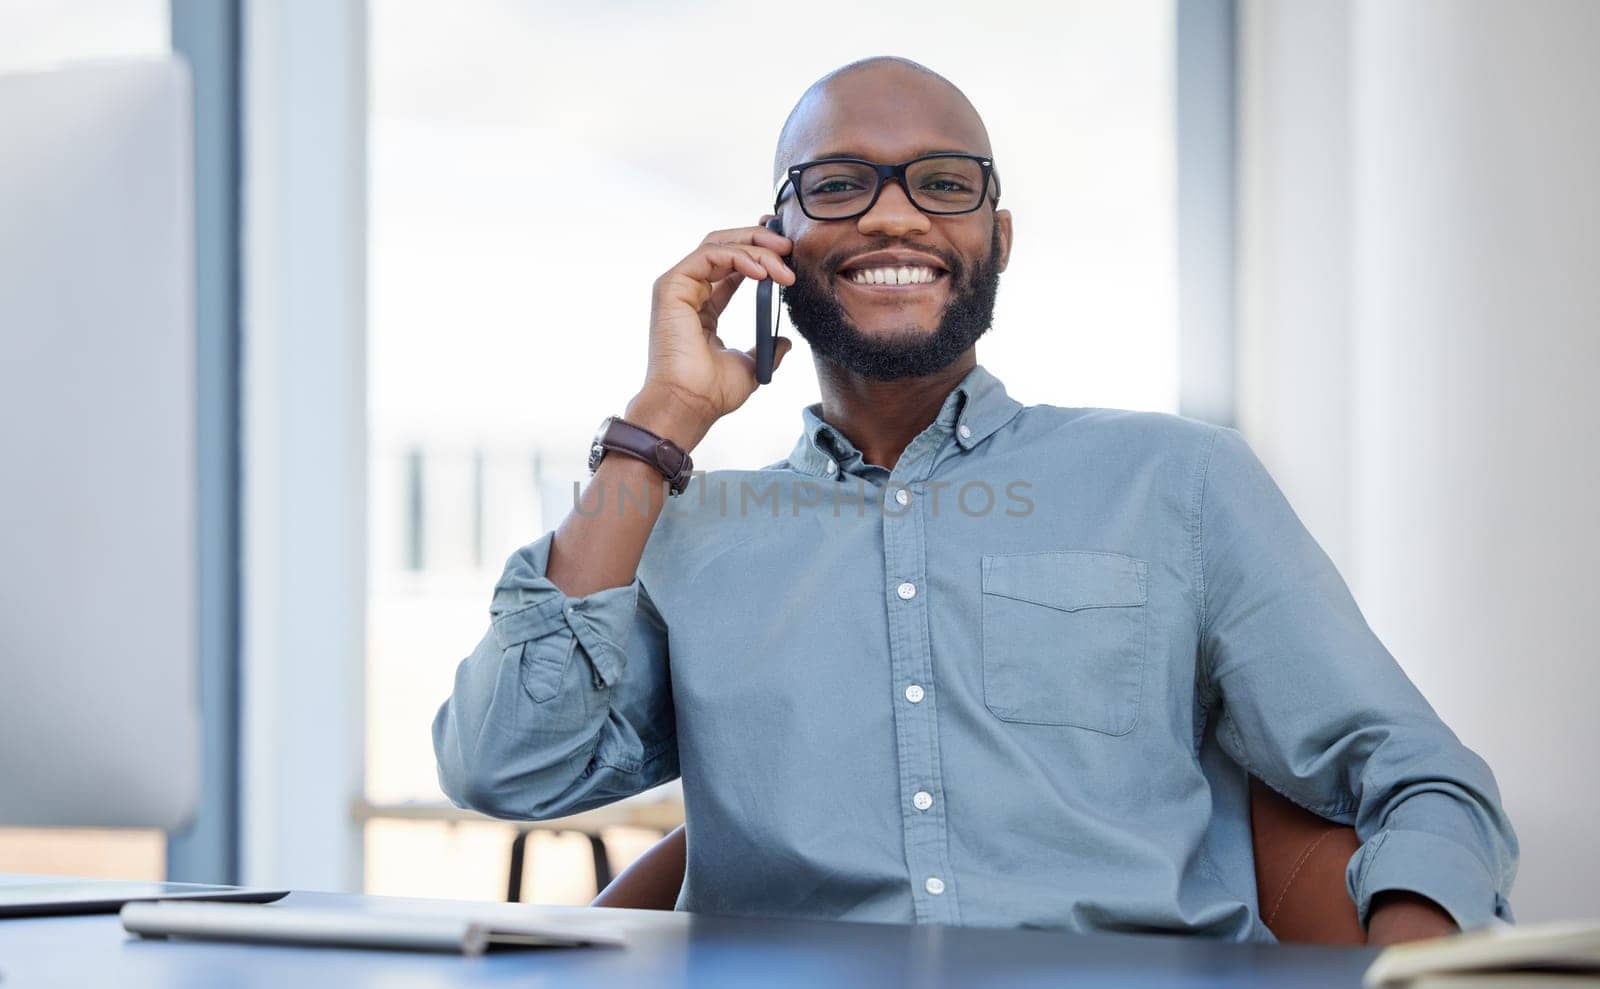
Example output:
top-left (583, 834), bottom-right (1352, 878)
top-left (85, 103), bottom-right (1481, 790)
top-left (490, 531), bottom-right (641, 687)
top-left (1347, 828), bottom-right (1511, 931)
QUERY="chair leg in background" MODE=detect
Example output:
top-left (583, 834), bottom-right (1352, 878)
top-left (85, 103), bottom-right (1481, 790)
top-left (589, 832), bottom-right (612, 895)
top-left (506, 829), bottom-right (530, 903)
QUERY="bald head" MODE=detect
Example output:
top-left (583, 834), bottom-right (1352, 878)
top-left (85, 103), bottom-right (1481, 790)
top-left (773, 57), bottom-right (993, 184)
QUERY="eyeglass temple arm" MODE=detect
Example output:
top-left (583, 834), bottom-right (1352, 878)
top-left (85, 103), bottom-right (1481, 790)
top-left (772, 175), bottom-right (795, 213)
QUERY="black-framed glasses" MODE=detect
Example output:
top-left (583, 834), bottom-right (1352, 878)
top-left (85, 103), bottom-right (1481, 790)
top-left (773, 153), bottom-right (1001, 222)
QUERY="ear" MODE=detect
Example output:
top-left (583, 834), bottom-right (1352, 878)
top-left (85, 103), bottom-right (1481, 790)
top-left (994, 208), bottom-right (1014, 273)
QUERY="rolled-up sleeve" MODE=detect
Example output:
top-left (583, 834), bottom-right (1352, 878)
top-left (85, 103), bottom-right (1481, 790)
top-left (432, 530), bottom-right (677, 820)
top-left (1196, 425), bottom-right (1518, 931)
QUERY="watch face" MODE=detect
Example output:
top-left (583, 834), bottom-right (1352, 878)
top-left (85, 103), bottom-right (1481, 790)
top-left (588, 416), bottom-right (614, 473)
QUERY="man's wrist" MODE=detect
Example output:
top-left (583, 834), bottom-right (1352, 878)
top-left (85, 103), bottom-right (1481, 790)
top-left (625, 385), bottom-right (716, 452)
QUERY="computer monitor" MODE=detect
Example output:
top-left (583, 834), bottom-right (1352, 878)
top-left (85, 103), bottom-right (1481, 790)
top-left (0, 59), bottom-right (199, 829)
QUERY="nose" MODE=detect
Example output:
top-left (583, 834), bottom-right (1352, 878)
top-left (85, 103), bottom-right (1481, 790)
top-left (856, 179), bottom-right (931, 239)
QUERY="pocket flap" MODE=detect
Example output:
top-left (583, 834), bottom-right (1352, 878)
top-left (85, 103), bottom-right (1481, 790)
top-left (981, 551), bottom-right (1147, 612)
top-left (519, 635), bottom-right (577, 703)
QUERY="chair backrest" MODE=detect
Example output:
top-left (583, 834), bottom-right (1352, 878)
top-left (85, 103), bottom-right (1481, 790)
top-left (593, 778), bottom-right (1366, 945)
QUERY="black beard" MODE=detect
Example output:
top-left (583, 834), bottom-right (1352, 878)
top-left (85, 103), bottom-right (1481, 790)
top-left (781, 224), bottom-right (1003, 381)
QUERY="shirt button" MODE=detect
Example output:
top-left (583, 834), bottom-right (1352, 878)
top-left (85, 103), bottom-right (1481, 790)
top-left (904, 684), bottom-right (925, 704)
top-left (824, 459), bottom-right (837, 474)
top-left (896, 581), bottom-right (917, 600)
top-left (893, 488), bottom-right (910, 506)
top-left (957, 423), bottom-right (972, 440)
top-left (912, 791), bottom-right (933, 811)
top-left (925, 876), bottom-right (946, 896)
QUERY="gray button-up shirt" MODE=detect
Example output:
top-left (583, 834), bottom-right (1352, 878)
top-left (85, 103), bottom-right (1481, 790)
top-left (434, 363), bottom-right (1517, 938)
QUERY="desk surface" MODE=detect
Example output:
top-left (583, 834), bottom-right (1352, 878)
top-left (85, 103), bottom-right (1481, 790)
top-left (0, 886), bottom-right (1379, 988)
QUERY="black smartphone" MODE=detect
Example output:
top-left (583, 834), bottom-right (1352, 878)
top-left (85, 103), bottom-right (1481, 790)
top-left (755, 216), bottom-right (784, 384)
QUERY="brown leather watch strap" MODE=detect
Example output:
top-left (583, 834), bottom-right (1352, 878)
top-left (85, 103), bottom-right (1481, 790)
top-left (589, 415), bottom-right (695, 495)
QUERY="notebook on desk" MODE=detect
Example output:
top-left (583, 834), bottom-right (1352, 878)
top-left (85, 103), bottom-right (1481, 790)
top-left (120, 900), bottom-right (627, 955)
top-left (1364, 919), bottom-right (1600, 987)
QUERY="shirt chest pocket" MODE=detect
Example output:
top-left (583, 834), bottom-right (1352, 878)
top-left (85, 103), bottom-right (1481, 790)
top-left (980, 551), bottom-right (1148, 736)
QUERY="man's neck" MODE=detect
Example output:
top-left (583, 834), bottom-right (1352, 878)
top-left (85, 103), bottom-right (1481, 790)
top-left (812, 353), bottom-right (976, 471)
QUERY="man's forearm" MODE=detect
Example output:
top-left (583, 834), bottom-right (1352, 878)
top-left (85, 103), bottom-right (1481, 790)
top-left (546, 386), bottom-right (713, 598)
top-left (1367, 890), bottom-right (1459, 945)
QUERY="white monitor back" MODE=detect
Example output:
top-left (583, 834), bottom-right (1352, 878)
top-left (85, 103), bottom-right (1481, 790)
top-left (0, 59), bottom-right (199, 829)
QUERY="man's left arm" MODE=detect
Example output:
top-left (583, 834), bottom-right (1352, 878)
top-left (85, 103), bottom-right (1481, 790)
top-left (1194, 426), bottom-right (1519, 940)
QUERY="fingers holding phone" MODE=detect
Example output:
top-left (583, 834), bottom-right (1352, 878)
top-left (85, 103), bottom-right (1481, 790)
top-left (643, 225), bottom-right (795, 431)
top-left (697, 219), bottom-right (792, 329)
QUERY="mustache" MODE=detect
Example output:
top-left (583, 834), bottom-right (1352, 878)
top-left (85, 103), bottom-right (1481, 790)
top-left (812, 239), bottom-right (966, 281)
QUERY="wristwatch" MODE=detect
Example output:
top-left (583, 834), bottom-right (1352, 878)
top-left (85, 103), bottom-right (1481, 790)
top-left (588, 415), bottom-right (695, 496)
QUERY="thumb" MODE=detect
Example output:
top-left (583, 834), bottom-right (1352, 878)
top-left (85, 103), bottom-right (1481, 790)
top-left (771, 336), bottom-right (794, 373)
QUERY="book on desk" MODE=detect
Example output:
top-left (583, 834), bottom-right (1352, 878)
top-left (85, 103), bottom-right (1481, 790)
top-left (1365, 919), bottom-right (1600, 987)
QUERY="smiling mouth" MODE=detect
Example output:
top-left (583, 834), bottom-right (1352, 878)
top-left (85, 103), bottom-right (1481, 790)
top-left (837, 265), bottom-right (947, 288)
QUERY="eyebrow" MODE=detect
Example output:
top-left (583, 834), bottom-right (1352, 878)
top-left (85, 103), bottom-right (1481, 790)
top-left (803, 147), bottom-right (986, 163)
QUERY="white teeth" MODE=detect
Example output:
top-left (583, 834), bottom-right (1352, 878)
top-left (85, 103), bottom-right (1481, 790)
top-left (849, 266), bottom-right (938, 286)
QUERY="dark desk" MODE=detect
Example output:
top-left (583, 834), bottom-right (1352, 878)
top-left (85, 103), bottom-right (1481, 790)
top-left (0, 888), bottom-right (1379, 987)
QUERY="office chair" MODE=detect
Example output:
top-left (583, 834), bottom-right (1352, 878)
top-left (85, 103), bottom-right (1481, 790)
top-left (589, 776), bottom-right (1367, 945)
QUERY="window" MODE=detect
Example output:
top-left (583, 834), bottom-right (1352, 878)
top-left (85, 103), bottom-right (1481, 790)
top-left (365, 0), bottom-right (1178, 901)
top-left (0, 0), bottom-right (168, 74)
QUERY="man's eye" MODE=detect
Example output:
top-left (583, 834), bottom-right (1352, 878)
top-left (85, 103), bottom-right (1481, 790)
top-left (920, 178), bottom-right (972, 193)
top-left (811, 178), bottom-right (865, 195)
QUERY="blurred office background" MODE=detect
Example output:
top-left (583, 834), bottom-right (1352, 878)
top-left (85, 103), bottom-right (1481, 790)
top-left (0, 0), bottom-right (1593, 921)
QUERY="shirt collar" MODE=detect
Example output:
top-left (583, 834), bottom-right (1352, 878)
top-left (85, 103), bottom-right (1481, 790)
top-left (786, 363), bottom-right (1024, 478)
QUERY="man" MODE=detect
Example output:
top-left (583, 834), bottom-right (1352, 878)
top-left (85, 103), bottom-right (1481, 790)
top-left (434, 57), bottom-right (1516, 945)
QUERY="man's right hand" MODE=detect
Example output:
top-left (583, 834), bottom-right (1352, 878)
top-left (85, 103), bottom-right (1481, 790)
top-left (632, 225), bottom-right (796, 449)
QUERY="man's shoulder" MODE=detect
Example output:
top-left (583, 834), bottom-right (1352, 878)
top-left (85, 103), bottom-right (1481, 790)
top-left (1011, 402), bottom-right (1221, 454)
top-left (636, 462), bottom-right (820, 594)
top-left (639, 463), bottom-right (810, 541)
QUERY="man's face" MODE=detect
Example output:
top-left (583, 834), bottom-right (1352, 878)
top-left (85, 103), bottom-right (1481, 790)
top-left (775, 66), bottom-right (1014, 380)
